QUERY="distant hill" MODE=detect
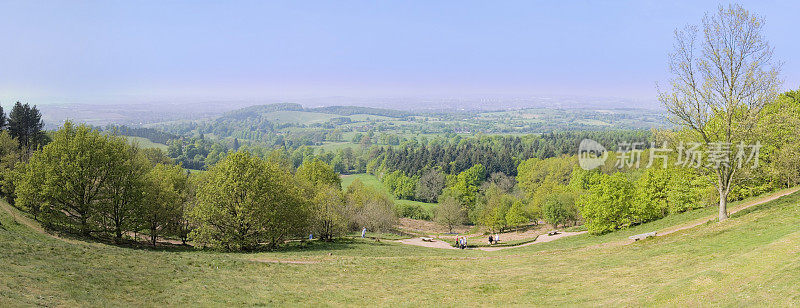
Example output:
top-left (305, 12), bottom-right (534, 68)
top-left (216, 103), bottom-right (413, 121)
top-left (220, 103), bottom-right (305, 120)
top-left (306, 106), bottom-right (412, 118)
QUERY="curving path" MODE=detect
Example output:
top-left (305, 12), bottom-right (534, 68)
top-left (397, 187), bottom-right (799, 252)
top-left (396, 231), bottom-right (587, 251)
top-left (655, 187), bottom-right (800, 238)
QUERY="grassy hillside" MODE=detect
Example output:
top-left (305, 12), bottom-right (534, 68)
top-left (2, 190), bottom-right (799, 306)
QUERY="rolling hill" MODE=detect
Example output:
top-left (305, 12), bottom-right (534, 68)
top-left (2, 189), bottom-right (799, 306)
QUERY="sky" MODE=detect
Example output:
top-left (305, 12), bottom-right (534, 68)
top-left (1, 0), bottom-right (799, 108)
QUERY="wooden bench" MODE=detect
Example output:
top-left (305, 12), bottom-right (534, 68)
top-left (421, 237), bottom-right (434, 242)
top-left (629, 232), bottom-right (657, 241)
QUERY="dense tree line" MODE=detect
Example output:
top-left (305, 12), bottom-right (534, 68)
top-left (424, 86), bottom-right (800, 233)
top-left (5, 121), bottom-right (399, 251)
top-left (369, 131), bottom-right (651, 178)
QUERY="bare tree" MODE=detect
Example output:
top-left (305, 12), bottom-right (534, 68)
top-left (435, 193), bottom-right (466, 233)
top-left (659, 4), bottom-right (782, 221)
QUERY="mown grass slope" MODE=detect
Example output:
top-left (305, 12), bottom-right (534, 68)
top-left (1, 190), bottom-right (799, 306)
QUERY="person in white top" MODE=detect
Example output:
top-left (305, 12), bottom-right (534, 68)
top-left (361, 227), bottom-right (367, 238)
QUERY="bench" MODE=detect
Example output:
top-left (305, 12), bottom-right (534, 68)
top-left (629, 231), bottom-right (657, 241)
top-left (421, 237), bottom-right (434, 242)
top-left (547, 231), bottom-right (560, 236)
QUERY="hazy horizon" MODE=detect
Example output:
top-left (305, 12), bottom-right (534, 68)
top-left (2, 1), bottom-right (799, 109)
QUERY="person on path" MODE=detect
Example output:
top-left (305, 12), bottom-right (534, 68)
top-left (488, 235), bottom-right (494, 245)
top-left (361, 227), bottom-right (367, 238)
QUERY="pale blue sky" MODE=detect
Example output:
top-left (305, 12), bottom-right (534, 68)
top-left (1, 1), bottom-right (798, 106)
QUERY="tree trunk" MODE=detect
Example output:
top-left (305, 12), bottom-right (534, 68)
top-left (81, 217), bottom-right (90, 237)
top-left (718, 189), bottom-right (728, 221)
top-left (151, 225), bottom-right (157, 247)
top-left (115, 226), bottom-right (122, 243)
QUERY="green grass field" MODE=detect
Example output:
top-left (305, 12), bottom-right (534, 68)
top-left (123, 136), bottom-right (168, 150)
top-left (3, 189), bottom-right (800, 306)
top-left (341, 173), bottom-right (386, 192)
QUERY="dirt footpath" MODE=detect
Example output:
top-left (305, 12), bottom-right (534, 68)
top-left (397, 237), bottom-right (460, 249)
top-left (396, 231), bottom-right (587, 251)
top-left (478, 231), bottom-right (587, 251)
top-left (657, 187), bottom-right (800, 237)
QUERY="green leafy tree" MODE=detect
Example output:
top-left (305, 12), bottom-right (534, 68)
top-left (104, 142), bottom-right (150, 242)
top-left (542, 192), bottom-right (578, 228)
top-left (632, 167), bottom-right (670, 222)
top-left (761, 89), bottom-right (800, 188)
top-left (190, 151), bottom-right (309, 250)
top-left (666, 168), bottom-right (707, 214)
top-left (517, 156), bottom-right (573, 199)
top-left (505, 199), bottom-right (529, 229)
top-left (479, 185), bottom-right (512, 232)
top-left (450, 164), bottom-right (486, 219)
top-left (15, 122), bottom-right (120, 235)
top-left (296, 158), bottom-right (341, 189)
top-left (141, 163), bottom-right (189, 246)
top-left (577, 173), bottom-right (635, 235)
top-left (296, 158), bottom-right (347, 241)
top-left (0, 131), bottom-right (22, 203)
top-left (311, 185), bottom-right (347, 241)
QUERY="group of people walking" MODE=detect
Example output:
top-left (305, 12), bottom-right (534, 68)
top-left (488, 233), bottom-right (500, 245)
top-left (455, 236), bottom-right (467, 249)
top-left (455, 233), bottom-right (502, 249)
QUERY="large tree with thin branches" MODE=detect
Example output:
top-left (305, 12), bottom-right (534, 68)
top-left (659, 4), bottom-right (782, 221)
